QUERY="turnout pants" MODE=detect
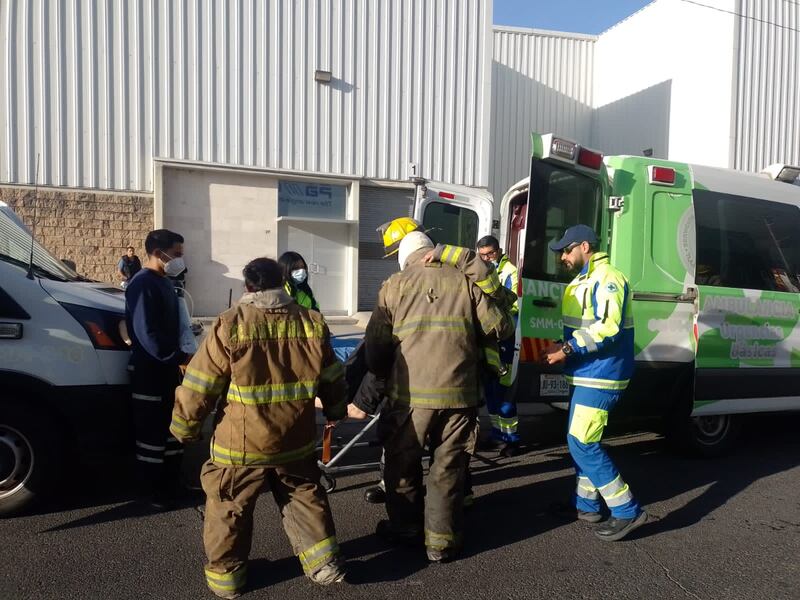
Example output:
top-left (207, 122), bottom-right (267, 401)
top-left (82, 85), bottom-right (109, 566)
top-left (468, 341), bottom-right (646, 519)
top-left (485, 338), bottom-right (519, 443)
top-left (130, 363), bottom-right (183, 497)
top-left (201, 457), bottom-right (340, 596)
top-left (567, 386), bottom-right (641, 519)
top-left (380, 405), bottom-right (478, 552)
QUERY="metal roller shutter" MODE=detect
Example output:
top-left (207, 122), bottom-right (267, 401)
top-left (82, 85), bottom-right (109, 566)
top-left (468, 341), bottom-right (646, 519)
top-left (358, 186), bottom-right (414, 311)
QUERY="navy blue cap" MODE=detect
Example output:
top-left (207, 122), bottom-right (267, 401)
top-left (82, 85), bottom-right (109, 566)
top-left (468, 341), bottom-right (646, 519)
top-left (548, 224), bottom-right (599, 252)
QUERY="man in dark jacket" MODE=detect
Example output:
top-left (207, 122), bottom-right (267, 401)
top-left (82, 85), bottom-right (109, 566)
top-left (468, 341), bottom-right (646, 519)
top-left (118, 245), bottom-right (142, 287)
top-left (125, 229), bottom-right (190, 510)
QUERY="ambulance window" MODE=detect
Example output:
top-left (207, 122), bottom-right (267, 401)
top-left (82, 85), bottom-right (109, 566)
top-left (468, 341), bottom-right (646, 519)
top-left (522, 162), bottom-right (603, 282)
top-left (694, 190), bottom-right (800, 292)
top-left (422, 202), bottom-right (479, 249)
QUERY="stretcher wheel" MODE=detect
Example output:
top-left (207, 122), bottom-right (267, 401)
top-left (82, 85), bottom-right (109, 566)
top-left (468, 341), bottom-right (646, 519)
top-left (320, 473), bottom-right (337, 493)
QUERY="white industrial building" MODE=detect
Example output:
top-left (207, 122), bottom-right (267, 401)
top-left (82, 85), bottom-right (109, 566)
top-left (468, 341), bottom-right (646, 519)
top-left (1, 0), bottom-right (798, 316)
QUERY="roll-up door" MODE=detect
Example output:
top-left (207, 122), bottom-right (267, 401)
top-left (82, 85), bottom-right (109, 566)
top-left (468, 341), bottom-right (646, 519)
top-left (358, 186), bottom-right (414, 311)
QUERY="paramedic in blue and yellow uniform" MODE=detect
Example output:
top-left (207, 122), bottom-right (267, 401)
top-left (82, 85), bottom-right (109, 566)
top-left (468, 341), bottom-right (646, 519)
top-left (543, 225), bottom-right (647, 542)
top-left (476, 236), bottom-right (520, 457)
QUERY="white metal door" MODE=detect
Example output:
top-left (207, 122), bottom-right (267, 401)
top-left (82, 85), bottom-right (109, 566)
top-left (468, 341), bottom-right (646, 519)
top-left (284, 222), bottom-right (349, 315)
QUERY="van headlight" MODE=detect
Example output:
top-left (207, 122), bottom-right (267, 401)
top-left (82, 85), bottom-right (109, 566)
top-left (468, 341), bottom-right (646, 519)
top-left (59, 303), bottom-right (130, 351)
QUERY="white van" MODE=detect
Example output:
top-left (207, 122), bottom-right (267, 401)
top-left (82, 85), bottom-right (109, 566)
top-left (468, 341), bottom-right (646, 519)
top-left (0, 202), bottom-right (131, 515)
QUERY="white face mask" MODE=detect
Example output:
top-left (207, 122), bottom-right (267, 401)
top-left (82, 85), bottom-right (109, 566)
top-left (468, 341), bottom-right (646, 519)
top-left (291, 269), bottom-right (308, 284)
top-left (162, 253), bottom-right (186, 277)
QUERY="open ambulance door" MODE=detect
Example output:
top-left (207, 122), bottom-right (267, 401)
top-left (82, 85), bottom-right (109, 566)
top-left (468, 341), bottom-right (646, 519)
top-left (413, 181), bottom-right (494, 250)
top-left (507, 133), bottom-right (611, 403)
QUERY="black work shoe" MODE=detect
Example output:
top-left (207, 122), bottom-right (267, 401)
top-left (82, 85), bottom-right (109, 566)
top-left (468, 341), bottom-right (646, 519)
top-left (549, 502), bottom-right (603, 523)
top-left (594, 511), bottom-right (648, 542)
top-left (364, 486), bottom-right (386, 504)
top-left (498, 442), bottom-right (521, 458)
top-left (427, 548), bottom-right (459, 563)
top-left (375, 520), bottom-right (423, 547)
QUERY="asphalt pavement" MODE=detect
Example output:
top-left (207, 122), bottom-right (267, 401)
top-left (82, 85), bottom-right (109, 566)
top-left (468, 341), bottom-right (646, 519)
top-left (1, 411), bottom-right (799, 600)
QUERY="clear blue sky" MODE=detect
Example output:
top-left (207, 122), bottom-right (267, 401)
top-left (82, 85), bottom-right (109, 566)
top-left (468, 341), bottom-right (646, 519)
top-left (493, 0), bottom-right (655, 35)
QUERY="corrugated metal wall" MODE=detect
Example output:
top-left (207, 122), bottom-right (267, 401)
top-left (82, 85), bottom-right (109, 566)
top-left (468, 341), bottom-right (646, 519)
top-left (489, 26), bottom-right (594, 202)
top-left (734, 0), bottom-right (800, 172)
top-left (0, 0), bottom-right (492, 193)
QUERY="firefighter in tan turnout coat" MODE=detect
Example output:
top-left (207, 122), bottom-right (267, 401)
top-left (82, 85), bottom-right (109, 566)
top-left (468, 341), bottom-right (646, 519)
top-left (365, 231), bottom-right (513, 563)
top-left (169, 257), bottom-right (347, 599)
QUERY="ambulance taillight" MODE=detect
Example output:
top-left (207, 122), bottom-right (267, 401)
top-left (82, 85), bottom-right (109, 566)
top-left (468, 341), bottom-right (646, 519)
top-left (649, 166), bottom-right (676, 186)
top-left (577, 148), bottom-right (603, 170)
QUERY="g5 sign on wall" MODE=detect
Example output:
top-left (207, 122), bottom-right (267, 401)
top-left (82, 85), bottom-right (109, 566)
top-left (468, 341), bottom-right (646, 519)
top-left (278, 181), bottom-right (347, 219)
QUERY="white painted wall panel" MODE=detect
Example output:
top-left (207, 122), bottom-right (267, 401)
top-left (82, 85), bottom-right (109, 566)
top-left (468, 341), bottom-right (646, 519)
top-left (0, 0), bottom-right (492, 192)
top-left (734, 0), bottom-right (800, 172)
top-left (489, 26), bottom-right (594, 202)
top-left (593, 0), bottom-right (737, 167)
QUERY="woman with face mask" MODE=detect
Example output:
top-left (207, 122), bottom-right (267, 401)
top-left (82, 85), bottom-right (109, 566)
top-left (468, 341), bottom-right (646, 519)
top-left (278, 251), bottom-right (320, 311)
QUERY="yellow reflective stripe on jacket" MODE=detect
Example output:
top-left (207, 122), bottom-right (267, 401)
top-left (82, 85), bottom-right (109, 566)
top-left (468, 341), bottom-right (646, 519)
top-left (298, 536), bottom-right (339, 573)
top-left (229, 320), bottom-right (326, 343)
top-left (483, 346), bottom-right (503, 372)
top-left (475, 272), bottom-right (501, 295)
top-left (572, 329), bottom-right (599, 352)
top-left (440, 244), bottom-right (464, 266)
top-left (169, 415), bottom-right (202, 437)
top-left (425, 529), bottom-right (461, 550)
top-left (319, 360), bottom-right (344, 383)
top-left (226, 380), bottom-right (317, 405)
top-left (182, 367), bottom-right (226, 396)
top-left (566, 375), bottom-right (629, 391)
top-left (394, 316), bottom-right (472, 339)
top-left (564, 315), bottom-right (635, 330)
top-left (389, 385), bottom-right (479, 408)
top-left (210, 440), bottom-right (316, 466)
top-left (205, 565), bottom-right (247, 592)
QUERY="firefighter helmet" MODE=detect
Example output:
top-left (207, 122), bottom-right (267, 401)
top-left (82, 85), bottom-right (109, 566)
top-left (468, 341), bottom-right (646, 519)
top-left (377, 217), bottom-right (423, 257)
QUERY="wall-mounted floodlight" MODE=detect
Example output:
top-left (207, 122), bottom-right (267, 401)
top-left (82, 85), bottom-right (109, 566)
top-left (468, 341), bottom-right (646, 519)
top-left (314, 70), bottom-right (332, 83)
top-left (642, 148), bottom-right (654, 157)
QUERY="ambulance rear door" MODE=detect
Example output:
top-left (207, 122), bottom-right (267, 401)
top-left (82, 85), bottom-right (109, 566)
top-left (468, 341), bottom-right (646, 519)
top-left (510, 133), bottom-right (610, 403)
top-left (413, 181), bottom-right (494, 249)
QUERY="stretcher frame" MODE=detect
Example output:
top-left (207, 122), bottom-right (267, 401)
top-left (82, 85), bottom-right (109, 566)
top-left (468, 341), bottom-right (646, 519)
top-left (316, 411), bottom-right (382, 492)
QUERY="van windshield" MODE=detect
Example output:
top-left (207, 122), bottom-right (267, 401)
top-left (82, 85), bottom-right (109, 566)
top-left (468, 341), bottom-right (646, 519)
top-left (521, 161), bottom-right (603, 283)
top-left (0, 204), bottom-right (81, 282)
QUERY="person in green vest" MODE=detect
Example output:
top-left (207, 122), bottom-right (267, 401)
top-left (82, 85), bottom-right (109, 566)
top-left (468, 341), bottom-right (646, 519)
top-left (279, 251), bottom-right (320, 311)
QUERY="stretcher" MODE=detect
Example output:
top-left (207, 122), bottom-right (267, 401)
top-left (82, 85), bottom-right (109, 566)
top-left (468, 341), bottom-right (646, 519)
top-left (316, 334), bottom-right (382, 493)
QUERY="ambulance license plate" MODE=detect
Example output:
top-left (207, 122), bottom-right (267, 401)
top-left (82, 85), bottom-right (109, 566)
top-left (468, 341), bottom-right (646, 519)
top-left (540, 374), bottom-right (569, 397)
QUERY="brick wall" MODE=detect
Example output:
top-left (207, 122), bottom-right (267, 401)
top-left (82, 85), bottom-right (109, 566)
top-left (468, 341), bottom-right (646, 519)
top-left (1, 185), bottom-right (154, 283)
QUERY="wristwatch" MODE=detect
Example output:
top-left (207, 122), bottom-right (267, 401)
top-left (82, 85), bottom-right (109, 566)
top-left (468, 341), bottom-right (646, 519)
top-left (561, 341), bottom-right (574, 357)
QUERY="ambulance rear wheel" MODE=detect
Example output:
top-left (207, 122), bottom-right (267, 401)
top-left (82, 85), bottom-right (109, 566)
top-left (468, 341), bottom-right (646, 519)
top-left (664, 377), bottom-right (742, 458)
top-left (667, 409), bottom-right (742, 458)
top-left (320, 473), bottom-right (336, 493)
top-left (685, 414), bottom-right (742, 457)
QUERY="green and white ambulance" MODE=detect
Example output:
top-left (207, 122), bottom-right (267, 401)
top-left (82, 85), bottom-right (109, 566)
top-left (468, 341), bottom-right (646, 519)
top-left (499, 133), bottom-right (800, 455)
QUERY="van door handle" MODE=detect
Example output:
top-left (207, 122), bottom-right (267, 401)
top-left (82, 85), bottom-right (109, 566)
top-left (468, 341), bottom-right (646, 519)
top-left (532, 299), bottom-right (557, 308)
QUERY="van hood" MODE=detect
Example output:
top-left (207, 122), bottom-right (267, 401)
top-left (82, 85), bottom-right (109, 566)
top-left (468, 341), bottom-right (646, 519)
top-left (39, 279), bottom-right (126, 313)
